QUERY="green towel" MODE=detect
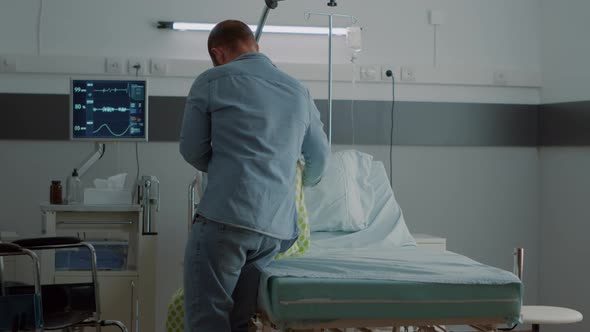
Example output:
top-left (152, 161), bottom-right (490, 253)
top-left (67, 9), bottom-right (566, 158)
top-left (166, 164), bottom-right (310, 332)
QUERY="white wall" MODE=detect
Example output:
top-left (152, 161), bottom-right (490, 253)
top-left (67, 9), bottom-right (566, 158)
top-left (539, 149), bottom-right (590, 332)
top-left (538, 2), bottom-right (590, 332)
top-left (0, 0), bottom-right (542, 104)
top-left (0, 0), bottom-right (545, 330)
top-left (540, 0), bottom-right (590, 103)
top-left (2, 0), bottom-right (541, 67)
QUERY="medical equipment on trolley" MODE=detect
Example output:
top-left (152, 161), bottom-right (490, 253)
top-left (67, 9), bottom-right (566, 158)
top-left (64, 78), bottom-right (160, 234)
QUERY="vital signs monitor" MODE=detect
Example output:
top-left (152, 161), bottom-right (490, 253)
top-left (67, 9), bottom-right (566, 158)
top-left (70, 79), bottom-right (148, 141)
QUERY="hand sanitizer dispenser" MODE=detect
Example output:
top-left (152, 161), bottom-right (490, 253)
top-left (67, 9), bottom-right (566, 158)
top-left (139, 175), bottom-right (160, 235)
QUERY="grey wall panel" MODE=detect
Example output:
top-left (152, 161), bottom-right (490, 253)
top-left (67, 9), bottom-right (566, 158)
top-left (0, 93), bottom-right (541, 146)
top-left (0, 94), bottom-right (187, 142)
top-left (0, 94), bottom-right (69, 140)
top-left (149, 96), bottom-right (186, 142)
top-left (539, 101), bottom-right (590, 146)
top-left (316, 100), bottom-right (539, 146)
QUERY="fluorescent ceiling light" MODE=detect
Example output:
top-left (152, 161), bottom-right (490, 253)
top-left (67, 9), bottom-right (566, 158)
top-left (158, 21), bottom-right (347, 36)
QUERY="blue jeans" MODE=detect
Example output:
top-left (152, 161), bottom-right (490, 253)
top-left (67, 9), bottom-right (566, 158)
top-left (183, 216), bottom-right (283, 332)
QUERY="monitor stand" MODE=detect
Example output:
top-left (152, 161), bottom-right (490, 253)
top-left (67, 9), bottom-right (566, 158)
top-left (77, 142), bottom-right (106, 177)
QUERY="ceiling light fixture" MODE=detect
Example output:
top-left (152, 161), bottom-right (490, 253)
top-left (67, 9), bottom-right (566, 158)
top-left (157, 21), bottom-right (347, 36)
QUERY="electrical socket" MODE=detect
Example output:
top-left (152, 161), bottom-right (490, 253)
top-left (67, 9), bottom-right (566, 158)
top-left (493, 70), bottom-right (508, 85)
top-left (0, 56), bottom-right (16, 72)
top-left (429, 9), bottom-right (446, 25)
top-left (105, 58), bottom-right (124, 74)
top-left (400, 66), bottom-right (416, 82)
top-left (128, 58), bottom-right (147, 76)
top-left (359, 65), bottom-right (381, 81)
top-left (382, 68), bottom-right (395, 81)
top-left (150, 59), bottom-right (168, 76)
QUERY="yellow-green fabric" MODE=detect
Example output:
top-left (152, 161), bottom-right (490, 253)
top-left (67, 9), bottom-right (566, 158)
top-left (275, 164), bottom-right (310, 260)
top-left (166, 165), bottom-right (310, 332)
top-left (166, 288), bottom-right (185, 332)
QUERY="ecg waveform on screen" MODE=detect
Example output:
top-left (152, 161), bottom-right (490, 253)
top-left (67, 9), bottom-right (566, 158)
top-left (92, 123), bottom-right (134, 137)
top-left (93, 106), bottom-right (130, 112)
top-left (72, 80), bottom-right (146, 140)
top-left (94, 88), bottom-right (128, 93)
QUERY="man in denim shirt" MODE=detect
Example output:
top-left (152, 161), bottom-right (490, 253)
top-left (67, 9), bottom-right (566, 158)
top-left (180, 20), bottom-right (330, 331)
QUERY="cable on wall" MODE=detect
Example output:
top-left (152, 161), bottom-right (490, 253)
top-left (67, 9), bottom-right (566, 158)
top-left (350, 54), bottom-right (357, 145)
top-left (433, 24), bottom-right (438, 66)
top-left (134, 142), bottom-right (141, 203)
top-left (135, 142), bottom-right (140, 183)
top-left (386, 70), bottom-right (395, 188)
top-left (37, 0), bottom-right (44, 55)
top-left (429, 10), bottom-right (445, 67)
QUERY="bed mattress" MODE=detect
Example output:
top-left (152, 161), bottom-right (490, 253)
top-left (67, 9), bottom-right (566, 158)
top-left (258, 248), bottom-right (522, 328)
top-left (261, 276), bottom-right (521, 326)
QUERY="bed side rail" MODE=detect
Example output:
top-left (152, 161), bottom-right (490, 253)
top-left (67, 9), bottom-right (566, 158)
top-left (188, 172), bottom-right (207, 231)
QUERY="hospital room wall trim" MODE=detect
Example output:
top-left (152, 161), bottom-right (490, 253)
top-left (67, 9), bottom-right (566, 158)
top-left (0, 93), bottom-right (584, 146)
top-left (538, 102), bottom-right (590, 146)
top-left (3, 92), bottom-right (577, 146)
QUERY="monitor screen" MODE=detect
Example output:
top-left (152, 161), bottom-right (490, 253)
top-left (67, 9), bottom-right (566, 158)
top-left (70, 79), bottom-right (148, 141)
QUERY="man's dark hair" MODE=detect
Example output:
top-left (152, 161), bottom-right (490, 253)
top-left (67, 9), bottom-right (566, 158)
top-left (208, 20), bottom-right (256, 57)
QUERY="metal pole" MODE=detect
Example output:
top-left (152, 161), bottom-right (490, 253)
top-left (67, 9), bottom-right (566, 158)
top-left (328, 15), bottom-right (333, 145)
top-left (188, 177), bottom-right (197, 231)
top-left (514, 248), bottom-right (524, 280)
top-left (84, 242), bottom-right (102, 332)
top-left (255, 6), bottom-right (271, 42)
top-left (143, 179), bottom-right (152, 234)
top-left (305, 12), bottom-right (357, 146)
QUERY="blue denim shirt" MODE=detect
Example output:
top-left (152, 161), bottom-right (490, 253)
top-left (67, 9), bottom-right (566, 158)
top-left (180, 52), bottom-right (330, 240)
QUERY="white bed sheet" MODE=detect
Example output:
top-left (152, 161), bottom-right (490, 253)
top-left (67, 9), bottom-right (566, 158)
top-left (263, 161), bottom-right (519, 286)
top-left (308, 161), bottom-right (416, 251)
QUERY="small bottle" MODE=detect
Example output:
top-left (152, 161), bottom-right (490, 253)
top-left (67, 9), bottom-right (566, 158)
top-left (50, 180), bottom-right (63, 205)
top-left (66, 169), bottom-right (83, 204)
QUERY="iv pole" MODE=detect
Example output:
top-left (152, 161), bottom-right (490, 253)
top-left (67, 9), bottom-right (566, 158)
top-left (252, 0), bottom-right (357, 145)
top-left (305, 12), bottom-right (358, 145)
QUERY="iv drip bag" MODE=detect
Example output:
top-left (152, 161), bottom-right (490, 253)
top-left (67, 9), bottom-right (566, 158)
top-left (346, 26), bottom-right (362, 52)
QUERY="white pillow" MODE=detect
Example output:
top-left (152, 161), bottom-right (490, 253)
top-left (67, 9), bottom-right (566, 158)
top-left (305, 150), bottom-right (375, 232)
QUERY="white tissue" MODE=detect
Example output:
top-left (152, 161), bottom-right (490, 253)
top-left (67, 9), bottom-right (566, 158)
top-left (93, 173), bottom-right (127, 190)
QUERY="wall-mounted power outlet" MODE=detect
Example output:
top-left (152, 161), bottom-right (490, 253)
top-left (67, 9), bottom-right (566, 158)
top-left (150, 59), bottom-right (168, 76)
top-left (382, 68), bottom-right (395, 81)
top-left (429, 10), bottom-right (446, 25)
top-left (105, 58), bottom-right (124, 74)
top-left (400, 66), bottom-right (416, 82)
top-left (359, 65), bottom-right (381, 81)
top-left (0, 56), bottom-right (16, 72)
top-left (128, 58), bottom-right (146, 76)
top-left (493, 70), bottom-right (508, 85)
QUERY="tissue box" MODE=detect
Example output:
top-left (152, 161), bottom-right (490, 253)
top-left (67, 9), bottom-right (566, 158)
top-left (84, 189), bottom-right (132, 205)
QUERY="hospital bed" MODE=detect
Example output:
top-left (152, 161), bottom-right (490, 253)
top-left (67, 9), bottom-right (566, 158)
top-left (183, 155), bottom-right (523, 332)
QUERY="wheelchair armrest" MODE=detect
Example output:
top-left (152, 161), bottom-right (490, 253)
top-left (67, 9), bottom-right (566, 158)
top-left (0, 242), bottom-right (23, 254)
top-left (13, 236), bottom-right (81, 249)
